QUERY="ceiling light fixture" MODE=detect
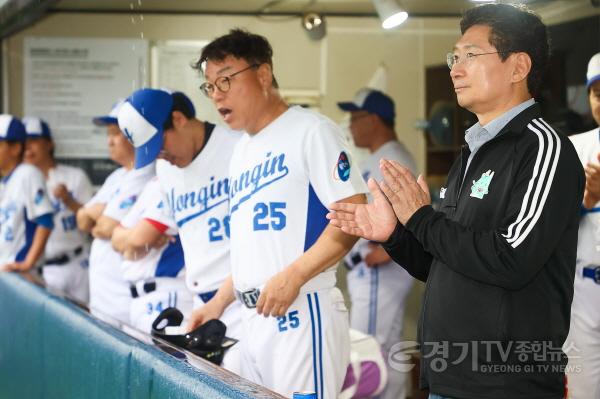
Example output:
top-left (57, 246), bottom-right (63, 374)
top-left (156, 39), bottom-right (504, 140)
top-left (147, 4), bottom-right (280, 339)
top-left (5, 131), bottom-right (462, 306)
top-left (301, 12), bottom-right (326, 40)
top-left (373, 0), bottom-right (408, 29)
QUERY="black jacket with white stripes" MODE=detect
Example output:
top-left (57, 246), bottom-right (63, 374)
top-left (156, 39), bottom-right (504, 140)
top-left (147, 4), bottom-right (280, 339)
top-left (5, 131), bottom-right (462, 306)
top-left (383, 104), bottom-right (584, 399)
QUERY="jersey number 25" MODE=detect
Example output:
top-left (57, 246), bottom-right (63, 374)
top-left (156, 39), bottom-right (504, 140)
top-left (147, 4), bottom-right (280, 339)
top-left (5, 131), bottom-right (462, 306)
top-left (253, 202), bottom-right (286, 231)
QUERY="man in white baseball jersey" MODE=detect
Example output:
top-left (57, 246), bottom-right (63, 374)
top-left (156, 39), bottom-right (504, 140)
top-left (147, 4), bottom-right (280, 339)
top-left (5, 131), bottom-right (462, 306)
top-left (23, 117), bottom-right (94, 303)
top-left (0, 115), bottom-right (54, 273)
top-left (77, 101), bottom-right (154, 324)
top-left (194, 29), bottom-right (367, 398)
top-left (565, 52), bottom-right (600, 399)
top-left (111, 176), bottom-right (191, 334)
top-left (117, 89), bottom-right (243, 371)
top-left (338, 88), bottom-right (416, 399)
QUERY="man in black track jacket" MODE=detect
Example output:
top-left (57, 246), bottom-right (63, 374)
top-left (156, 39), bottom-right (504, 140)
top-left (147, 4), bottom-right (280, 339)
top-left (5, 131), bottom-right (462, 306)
top-left (328, 4), bottom-right (584, 399)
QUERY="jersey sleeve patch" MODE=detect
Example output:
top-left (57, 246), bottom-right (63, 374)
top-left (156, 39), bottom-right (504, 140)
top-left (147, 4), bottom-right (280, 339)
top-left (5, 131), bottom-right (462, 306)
top-left (119, 195), bottom-right (138, 210)
top-left (334, 151), bottom-right (351, 182)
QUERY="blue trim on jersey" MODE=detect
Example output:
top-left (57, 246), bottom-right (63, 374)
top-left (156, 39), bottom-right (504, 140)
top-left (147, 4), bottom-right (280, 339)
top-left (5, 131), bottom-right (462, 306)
top-left (315, 293), bottom-right (324, 399)
top-left (303, 184), bottom-right (329, 252)
top-left (175, 198), bottom-right (228, 228)
top-left (368, 268), bottom-right (379, 336)
top-left (307, 294), bottom-right (319, 398)
top-left (154, 235), bottom-right (185, 278)
top-left (15, 211), bottom-right (37, 262)
top-left (34, 213), bottom-right (54, 230)
top-left (229, 172), bottom-right (289, 214)
top-left (581, 205), bottom-right (600, 215)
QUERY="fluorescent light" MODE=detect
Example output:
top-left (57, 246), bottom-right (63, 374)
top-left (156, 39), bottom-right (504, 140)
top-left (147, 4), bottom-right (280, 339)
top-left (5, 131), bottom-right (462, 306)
top-left (382, 11), bottom-right (408, 29)
top-left (373, 0), bottom-right (409, 29)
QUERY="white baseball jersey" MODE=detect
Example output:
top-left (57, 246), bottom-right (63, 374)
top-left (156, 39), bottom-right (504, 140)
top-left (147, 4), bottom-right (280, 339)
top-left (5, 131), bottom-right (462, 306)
top-left (565, 128), bottom-right (600, 399)
top-left (87, 163), bottom-right (155, 323)
top-left (0, 163), bottom-right (54, 265)
top-left (345, 141), bottom-right (417, 399)
top-left (120, 177), bottom-right (185, 283)
top-left (228, 106), bottom-right (367, 292)
top-left (151, 124), bottom-right (241, 294)
top-left (44, 164), bottom-right (93, 258)
top-left (345, 140), bottom-right (417, 274)
top-left (569, 128), bottom-right (600, 330)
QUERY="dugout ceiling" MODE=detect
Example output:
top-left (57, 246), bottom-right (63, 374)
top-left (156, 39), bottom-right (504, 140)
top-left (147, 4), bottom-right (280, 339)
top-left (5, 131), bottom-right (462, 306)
top-left (0, 0), bottom-right (599, 39)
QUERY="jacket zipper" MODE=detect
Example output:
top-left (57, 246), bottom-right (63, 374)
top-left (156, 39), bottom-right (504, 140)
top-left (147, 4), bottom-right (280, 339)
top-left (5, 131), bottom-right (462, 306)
top-left (455, 145), bottom-right (470, 205)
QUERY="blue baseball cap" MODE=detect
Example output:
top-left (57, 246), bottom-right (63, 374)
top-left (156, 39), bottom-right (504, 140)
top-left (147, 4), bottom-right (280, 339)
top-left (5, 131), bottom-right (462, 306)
top-left (93, 100), bottom-right (126, 126)
top-left (0, 114), bottom-right (26, 142)
top-left (337, 88), bottom-right (395, 125)
top-left (23, 117), bottom-right (52, 139)
top-left (117, 88), bottom-right (174, 169)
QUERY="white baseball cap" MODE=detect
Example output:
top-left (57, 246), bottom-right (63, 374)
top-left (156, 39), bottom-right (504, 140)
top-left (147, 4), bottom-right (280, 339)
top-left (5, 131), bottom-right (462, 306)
top-left (587, 52), bottom-right (600, 89)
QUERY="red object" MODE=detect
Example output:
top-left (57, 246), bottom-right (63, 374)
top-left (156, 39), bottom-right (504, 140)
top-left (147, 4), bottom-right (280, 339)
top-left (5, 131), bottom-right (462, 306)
top-left (144, 218), bottom-right (168, 234)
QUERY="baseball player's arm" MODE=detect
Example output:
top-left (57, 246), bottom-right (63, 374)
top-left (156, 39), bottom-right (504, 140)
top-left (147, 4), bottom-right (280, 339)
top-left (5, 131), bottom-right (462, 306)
top-left (257, 193), bottom-right (366, 317)
top-left (77, 203), bottom-right (105, 233)
top-left (186, 275), bottom-right (235, 332)
top-left (111, 220), bottom-right (169, 260)
top-left (3, 225), bottom-right (52, 272)
top-left (91, 215), bottom-right (119, 240)
top-left (54, 184), bottom-right (84, 214)
top-left (583, 153), bottom-right (600, 209)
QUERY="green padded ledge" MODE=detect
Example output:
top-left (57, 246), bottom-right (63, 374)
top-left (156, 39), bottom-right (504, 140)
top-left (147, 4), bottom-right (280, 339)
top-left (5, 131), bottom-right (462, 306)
top-left (0, 273), bottom-right (280, 399)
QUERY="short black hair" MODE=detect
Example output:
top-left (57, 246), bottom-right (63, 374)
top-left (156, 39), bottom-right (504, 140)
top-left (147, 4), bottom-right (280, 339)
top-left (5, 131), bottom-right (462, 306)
top-left (194, 28), bottom-right (279, 88)
top-left (163, 92), bottom-right (196, 131)
top-left (378, 115), bottom-right (395, 130)
top-left (460, 3), bottom-right (550, 96)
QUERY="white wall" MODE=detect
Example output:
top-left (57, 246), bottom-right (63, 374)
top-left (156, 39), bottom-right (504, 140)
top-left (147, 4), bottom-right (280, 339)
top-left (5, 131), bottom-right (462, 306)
top-left (6, 12), bottom-right (462, 175)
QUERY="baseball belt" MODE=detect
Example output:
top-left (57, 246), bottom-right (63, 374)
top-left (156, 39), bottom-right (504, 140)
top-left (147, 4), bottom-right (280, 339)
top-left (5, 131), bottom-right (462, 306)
top-left (44, 246), bottom-right (83, 266)
top-left (235, 288), bottom-right (260, 308)
top-left (583, 266), bottom-right (600, 284)
top-left (344, 252), bottom-right (362, 270)
top-left (130, 280), bottom-right (157, 298)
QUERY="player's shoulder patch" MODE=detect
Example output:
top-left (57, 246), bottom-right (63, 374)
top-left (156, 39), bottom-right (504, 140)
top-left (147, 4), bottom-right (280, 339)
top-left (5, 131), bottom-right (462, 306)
top-left (34, 188), bottom-right (45, 205)
top-left (333, 151), bottom-right (351, 182)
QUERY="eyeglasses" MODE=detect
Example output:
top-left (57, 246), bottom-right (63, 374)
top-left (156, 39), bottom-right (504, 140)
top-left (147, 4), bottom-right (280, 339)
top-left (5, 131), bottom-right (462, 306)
top-left (199, 64), bottom-right (260, 97)
top-left (446, 51), bottom-right (503, 70)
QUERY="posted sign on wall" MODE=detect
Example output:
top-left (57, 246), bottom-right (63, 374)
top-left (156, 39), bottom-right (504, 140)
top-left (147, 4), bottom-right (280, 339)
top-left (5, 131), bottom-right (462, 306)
top-left (24, 37), bottom-right (148, 159)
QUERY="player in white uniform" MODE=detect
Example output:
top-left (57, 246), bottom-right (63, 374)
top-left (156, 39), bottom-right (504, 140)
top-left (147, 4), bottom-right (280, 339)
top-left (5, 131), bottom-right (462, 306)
top-left (0, 115), bottom-right (54, 273)
top-left (117, 89), bottom-right (243, 371)
top-left (194, 29), bottom-right (367, 398)
top-left (77, 101), bottom-right (154, 324)
top-left (111, 177), bottom-right (191, 333)
top-left (338, 88), bottom-right (416, 399)
top-left (23, 117), bottom-right (94, 303)
top-left (565, 52), bottom-right (600, 399)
